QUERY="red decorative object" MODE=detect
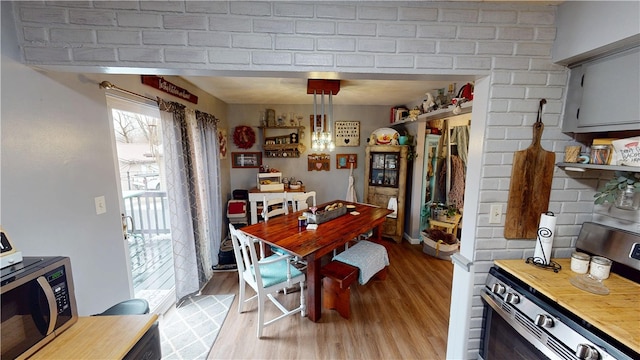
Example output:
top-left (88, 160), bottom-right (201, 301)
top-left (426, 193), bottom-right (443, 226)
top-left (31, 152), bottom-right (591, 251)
top-left (233, 126), bottom-right (256, 149)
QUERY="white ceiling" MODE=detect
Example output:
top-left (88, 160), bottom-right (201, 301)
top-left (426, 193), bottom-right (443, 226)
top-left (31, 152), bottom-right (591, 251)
top-left (182, 74), bottom-right (477, 106)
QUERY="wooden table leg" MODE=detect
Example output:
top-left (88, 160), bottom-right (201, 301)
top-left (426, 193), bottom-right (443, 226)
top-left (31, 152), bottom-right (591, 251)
top-left (306, 255), bottom-right (322, 322)
top-left (375, 223), bottom-right (383, 242)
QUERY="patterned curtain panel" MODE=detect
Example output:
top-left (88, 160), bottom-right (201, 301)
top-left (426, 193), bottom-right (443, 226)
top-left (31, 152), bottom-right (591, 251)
top-left (158, 99), bottom-right (221, 302)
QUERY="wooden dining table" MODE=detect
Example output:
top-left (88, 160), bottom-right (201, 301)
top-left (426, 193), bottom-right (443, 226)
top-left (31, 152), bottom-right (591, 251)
top-left (239, 200), bottom-right (393, 322)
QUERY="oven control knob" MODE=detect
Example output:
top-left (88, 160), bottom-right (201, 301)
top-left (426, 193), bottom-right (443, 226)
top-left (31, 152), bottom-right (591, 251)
top-left (491, 283), bottom-right (506, 295)
top-left (576, 344), bottom-right (600, 360)
top-left (505, 292), bottom-right (520, 304)
top-left (534, 314), bottom-right (554, 328)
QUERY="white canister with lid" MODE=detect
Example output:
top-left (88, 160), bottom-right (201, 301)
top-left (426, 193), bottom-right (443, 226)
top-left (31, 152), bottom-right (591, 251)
top-left (570, 251), bottom-right (590, 274)
top-left (589, 256), bottom-right (612, 280)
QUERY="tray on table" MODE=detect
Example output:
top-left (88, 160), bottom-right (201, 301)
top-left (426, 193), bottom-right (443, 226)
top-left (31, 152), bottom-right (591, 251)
top-left (304, 205), bottom-right (347, 224)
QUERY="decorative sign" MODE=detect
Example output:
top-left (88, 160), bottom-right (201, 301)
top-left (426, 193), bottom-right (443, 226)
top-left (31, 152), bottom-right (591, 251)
top-left (308, 153), bottom-right (330, 171)
top-left (336, 154), bottom-right (357, 169)
top-left (141, 75), bottom-right (198, 104)
top-left (335, 121), bottom-right (360, 147)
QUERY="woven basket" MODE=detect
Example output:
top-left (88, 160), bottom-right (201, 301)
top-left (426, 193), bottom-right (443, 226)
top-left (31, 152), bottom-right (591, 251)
top-left (421, 231), bottom-right (459, 260)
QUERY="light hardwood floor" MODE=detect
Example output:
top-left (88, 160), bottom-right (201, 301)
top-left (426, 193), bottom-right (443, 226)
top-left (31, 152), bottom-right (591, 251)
top-left (205, 240), bottom-right (453, 359)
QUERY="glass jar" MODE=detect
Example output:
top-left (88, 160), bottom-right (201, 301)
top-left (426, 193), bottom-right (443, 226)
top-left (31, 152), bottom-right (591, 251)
top-left (589, 256), bottom-right (612, 280)
top-left (589, 145), bottom-right (610, 165)
top-left (615, 185), bottom-right (640, 210)
top-left (570, 251), bottom-right (590, 274)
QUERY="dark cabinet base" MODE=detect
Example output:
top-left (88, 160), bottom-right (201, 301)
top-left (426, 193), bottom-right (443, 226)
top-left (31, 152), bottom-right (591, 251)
top-left (124, 321), bottom-right (161, 360)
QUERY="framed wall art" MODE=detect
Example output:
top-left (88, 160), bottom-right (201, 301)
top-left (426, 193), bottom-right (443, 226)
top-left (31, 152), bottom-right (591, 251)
top-left (217, 128), bottom-right (227, 159)
top-left (307, 153), bottom-right (330, 171)
top-left (334, 121), bottom-right (360, 147)
top-left (336, 154), bottom-right (357, 169)
top-left (231, 152), bottom-right (261, 168)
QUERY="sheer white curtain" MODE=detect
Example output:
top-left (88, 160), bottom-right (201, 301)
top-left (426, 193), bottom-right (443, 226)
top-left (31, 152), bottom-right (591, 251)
top-left (158, 99), bottom-right (222, 302)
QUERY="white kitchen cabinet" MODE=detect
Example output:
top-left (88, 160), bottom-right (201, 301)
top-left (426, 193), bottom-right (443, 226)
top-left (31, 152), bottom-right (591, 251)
top-left (563, 46), bottom-right (640, 133)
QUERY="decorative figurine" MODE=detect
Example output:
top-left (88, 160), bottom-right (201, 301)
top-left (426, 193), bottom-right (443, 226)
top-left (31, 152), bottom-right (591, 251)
top-left (422, 92), bottom-right (437, 113)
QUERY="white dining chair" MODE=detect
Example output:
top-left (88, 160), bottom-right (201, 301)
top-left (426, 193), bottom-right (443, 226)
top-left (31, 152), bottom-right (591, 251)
top-left (292, 191), bottom-right (316, 212)
top-left (262, 193), bottom-right (288, 222)
top-left (228, 224), bottom-right (306, 338)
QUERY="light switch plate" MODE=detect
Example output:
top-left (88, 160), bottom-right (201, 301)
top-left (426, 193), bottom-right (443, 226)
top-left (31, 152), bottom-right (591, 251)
top-left (489, 204), bottom-right (501, 224)
top-left (95, 196), bottom-right (106, 215)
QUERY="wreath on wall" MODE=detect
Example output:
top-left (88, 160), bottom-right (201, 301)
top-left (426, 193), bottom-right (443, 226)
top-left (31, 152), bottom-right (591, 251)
top-left (233, 125), bottom-right (256, 149)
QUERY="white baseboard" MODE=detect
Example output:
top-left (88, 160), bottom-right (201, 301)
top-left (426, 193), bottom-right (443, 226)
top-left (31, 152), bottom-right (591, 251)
top-left (403, 233), bottom-right (421, 245)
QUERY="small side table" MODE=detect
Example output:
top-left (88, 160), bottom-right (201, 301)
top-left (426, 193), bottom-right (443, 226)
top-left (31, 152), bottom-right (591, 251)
top-left (429, 214), bottom-right (462, 235)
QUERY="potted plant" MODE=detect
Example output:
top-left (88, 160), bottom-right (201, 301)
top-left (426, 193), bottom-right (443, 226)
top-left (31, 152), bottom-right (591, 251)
top-left (593, 171), bottom-right (640, 210)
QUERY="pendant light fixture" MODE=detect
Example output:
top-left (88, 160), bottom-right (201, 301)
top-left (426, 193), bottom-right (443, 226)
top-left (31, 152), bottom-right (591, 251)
top-left (307, 79), bottom-right (340, 152)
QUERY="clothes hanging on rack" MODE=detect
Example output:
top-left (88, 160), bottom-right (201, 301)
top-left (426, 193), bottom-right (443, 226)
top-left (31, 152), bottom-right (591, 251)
top-left (435, 155), bottom-right (465, 209)
top-left (451, 125), bottom-right (469, 170)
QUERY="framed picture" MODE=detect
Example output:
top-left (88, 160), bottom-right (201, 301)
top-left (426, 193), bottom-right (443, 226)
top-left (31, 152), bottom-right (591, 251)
top-left (309, 114), bottom-right (327, 132)
top-left (308, 153), bottom-right (330, 171)
top-left (336, 154), bottom-right (357, 169)
top-left (231, 152), bottom-right (261, 168)
top-left (217, 128), bottom-right (227, 159)
top-left (335, 121), bottom-right (360, 147)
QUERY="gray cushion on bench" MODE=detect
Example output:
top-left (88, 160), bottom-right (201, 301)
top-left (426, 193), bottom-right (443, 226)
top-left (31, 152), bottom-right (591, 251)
top-left (333, 240), bottom-right (389, 285)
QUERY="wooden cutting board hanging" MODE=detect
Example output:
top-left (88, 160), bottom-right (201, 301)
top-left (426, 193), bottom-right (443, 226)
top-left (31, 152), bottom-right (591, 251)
top-left (505, 99), bottom-right (555, 239)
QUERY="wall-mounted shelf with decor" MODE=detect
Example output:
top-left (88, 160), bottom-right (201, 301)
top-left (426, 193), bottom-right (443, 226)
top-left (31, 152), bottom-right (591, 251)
top-left (556, 163), bottom-right (640, 173)
top-left (260, 126), bottom-right (306, 158)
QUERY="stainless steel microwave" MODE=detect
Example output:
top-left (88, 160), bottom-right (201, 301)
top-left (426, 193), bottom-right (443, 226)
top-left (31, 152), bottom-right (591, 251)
top-left (1, 256), bottom-right (78, 359)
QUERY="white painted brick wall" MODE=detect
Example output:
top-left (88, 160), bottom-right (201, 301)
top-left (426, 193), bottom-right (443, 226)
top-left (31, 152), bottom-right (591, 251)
top-left (23, 27), bottom-right (48, 42)
top-left (163, 15), bottom-right (207, 30)
top-left (69, 9), bottom-right (116, 26)
top-left (188, 32), bottom-right (230, 48)
top-left (97, 30), bottom-right (140, 45)
top-left (117, 13), bottom-right (161, 28)
top-left (12, 2), bottom-right (631, 358)
top-left (118, 48), bottom-right (162, 62)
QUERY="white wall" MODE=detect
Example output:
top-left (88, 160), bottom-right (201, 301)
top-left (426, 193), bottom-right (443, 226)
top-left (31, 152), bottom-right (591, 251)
top-left (1, 3), bottom-right (231, 316)
top-left (2, 4), bottom-right (131, 315)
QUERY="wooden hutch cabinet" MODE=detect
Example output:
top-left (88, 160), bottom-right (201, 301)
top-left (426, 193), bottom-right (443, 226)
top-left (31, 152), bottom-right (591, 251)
top-left (364, 145), bottom-right (408, 243)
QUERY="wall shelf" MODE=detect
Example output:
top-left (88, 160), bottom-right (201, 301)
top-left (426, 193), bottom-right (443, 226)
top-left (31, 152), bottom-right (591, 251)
top-left (556, 163), bottom-right (640, 173)
top-left (259, 126), bottom-right (305, 158)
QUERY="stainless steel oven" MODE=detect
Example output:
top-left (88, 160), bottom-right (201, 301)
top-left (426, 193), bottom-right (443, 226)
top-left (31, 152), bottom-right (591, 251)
top-left (480, 222), bottom-right (640, 360)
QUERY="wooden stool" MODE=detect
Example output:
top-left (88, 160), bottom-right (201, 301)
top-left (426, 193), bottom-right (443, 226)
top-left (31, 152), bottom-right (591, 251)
top-left (321, 261), bottom-right (359, 319)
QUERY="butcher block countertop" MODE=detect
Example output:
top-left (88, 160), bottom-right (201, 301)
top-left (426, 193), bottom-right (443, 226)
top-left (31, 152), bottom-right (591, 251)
top-left (495, 258), bottom-right (640, 355)
top-left (29, 314), bottom-right (158, 359)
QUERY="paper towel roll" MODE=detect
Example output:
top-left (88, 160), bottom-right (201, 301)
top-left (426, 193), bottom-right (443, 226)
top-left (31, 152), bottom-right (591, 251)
top-left (533, 212), bottom-right (556, 265)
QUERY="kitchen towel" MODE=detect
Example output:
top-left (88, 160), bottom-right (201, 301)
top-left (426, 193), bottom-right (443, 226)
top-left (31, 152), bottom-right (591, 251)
top-left (533, 212), bottom-right (556, 265)
top-left (387, 197), bottom-right (398, 218)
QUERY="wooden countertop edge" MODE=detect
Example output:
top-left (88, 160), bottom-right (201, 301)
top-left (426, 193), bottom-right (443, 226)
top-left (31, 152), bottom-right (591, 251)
top-left (494, 259), bottom-right (640, 355)
top-left (29, 314), bottom-right (158, 359)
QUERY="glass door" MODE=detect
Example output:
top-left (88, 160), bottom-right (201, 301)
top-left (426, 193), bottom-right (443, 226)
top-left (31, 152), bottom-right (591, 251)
top-left (369, 152), bottom-right (400, 187)
top-left (106, 95), bottom-right (175, 315)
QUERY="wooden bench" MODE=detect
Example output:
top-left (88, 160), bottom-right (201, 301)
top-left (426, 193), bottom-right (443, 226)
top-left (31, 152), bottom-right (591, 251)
top-left (321, 260), bottom-right (388, 319)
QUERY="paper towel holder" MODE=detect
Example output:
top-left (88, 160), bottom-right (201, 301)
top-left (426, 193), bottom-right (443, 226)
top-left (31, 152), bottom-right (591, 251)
top-left (525, 211), bottom-right (562, 273)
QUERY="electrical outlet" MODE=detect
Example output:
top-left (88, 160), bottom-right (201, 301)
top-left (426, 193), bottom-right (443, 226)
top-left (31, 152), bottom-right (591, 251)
top-left (95, 196), bottom-right (107, 215)
top-left (489, 204), bottom-right (501, 224)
